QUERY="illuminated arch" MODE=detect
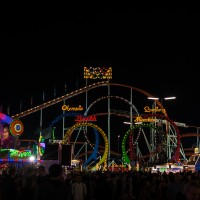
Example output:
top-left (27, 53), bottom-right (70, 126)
top-left (84, 95), bottom-right (139, 116)
top-left (82, 95), bottom-right (140, 154)
top-left (122, 113), bottom-right (181, 164)
top-left (38, 135), bottom-right (45, 156)
top-left (82, 128), bottom-right (99, 168)
top-left (49, 112), bottom-right (83, 127)
top-left (142, 113), bottom-right (181, 162)
top-left (48, 112), bottom-right (100, 158)
top-left (122, 123), bottom-right (159, 164)
top-left (62, 122), bottom-right (108, 171)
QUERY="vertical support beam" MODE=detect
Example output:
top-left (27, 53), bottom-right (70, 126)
top-left (130, 88), bottom-right (133, 127)
top-left (167, 134), bottom-right (170, 160)
top-left (130, 88), bottom-right (133, 160)
top-left (85, 78), bottom-right (88, 112)
top-left (85, 142), bottom-right (88, 171)
top-left (39, 108), bottom-right (43, 159)
top-left (197, 128), bottom-right (200, 151)
top-left (62, 100), bottom-right (65, 139)
top-left (63, 84), bottom-right (67, 143)
top-left (40, 109), bottom-right (43, 135)
top-left (108, 80), bottom-right (111, 165)
top-left (85, 78), bottom-right (88, 169)
top-left (150, 101), bottom-right (156, 163)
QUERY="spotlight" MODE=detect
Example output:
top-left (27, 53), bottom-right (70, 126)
top-left (29, 155), bottom-right (35, 162)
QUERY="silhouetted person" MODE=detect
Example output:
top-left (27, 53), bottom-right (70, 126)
top-left (1, 168), bottom-right (19, 200)
top-left (94, 172), bottom-right (112, 200)
top-left (71, 174), bottom-right (87, 200)
top-left (34, 163), bottom-right (71, 200)
top-left (20, 175), bottom-right (36, 200)
top-left (36, 165), bottom-right (48, 186)
top-left (176, 180), bottom-right (200, 200)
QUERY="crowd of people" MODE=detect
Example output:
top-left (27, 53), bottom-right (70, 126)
top-left (1, 123), bottom-right (200, 200)
top-left (0, 163), bottom-right (200, 200)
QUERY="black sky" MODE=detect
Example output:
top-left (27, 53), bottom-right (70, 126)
top-left (1, 8), bottom-right (200, 135)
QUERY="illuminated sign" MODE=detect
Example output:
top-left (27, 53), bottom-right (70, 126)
top-left (154, 119), bottom-right (187, 127)
top-left (144, 106), bottom-right (166, 113)
top-left (9, 149), bottom-right (32, 158)
top-left (62, 105), bottom-right (83, 111)
top-left (195, 148), bottom-right (199, 154)
top-left (74, 115), bottom-right (97, 122)
top-left (134, 116), bottom-right (155, 123)
top-left (84, 66), bottom-right (112, 79)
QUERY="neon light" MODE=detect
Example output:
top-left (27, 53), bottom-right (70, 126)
top-left (10, 119), bottom-right (24, 136)
top-left (9, 149), bottom-right (32, 158)
top-left (84, 67), bottom-right (112, 79)
top-left (74, 115), bottom-right (97, 122)
top-left (63, 122), bottom-right (108, 171)
top-left (0, 158), bottom-right (31, 162)
top-left (61, 105), bottom-right (84, 111)
top-left (144, 106), bottom-right (166, 113)
top-left (0, 113), bottom-right (13, 124)
top-left (38, 136), bottom-right (45, 156)
top-left (122, 124), bottom-right (159, 164)
top-left (134, 116), bottom-right (155, 123)
top-left (39, 143), bottom-right (45, 148)
top-left (142, 113), bottom-right (181, 162)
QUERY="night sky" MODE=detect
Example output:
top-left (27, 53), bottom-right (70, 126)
top-left (0, 9), bottom-right (200, 150)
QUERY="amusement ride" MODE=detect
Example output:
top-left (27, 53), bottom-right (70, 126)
top-left (0, 67), bottom-right (200, 172)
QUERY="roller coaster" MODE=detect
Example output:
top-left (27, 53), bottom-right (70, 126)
top-left (1, 80), bottom-right (200, 171)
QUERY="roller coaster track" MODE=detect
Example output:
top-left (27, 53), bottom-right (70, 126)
top-left (78, 150), bottom-right (120, 158)
top-left (76, 144), bottom-right (192, 163)
top-left (73, 142), bottom-right (157, 160)
top-left (180, 133), bottom-right (200, 138)
top-left (182, 149), bottom-right (195, 157)
top-left (11, 81), bottom-right (164, 119)
top-left (71, 112), bottom-right (193, 159)
top-left (11, 81), bottom-right (198, 162)
top-left (183, 148), bottom-right (194, 151)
